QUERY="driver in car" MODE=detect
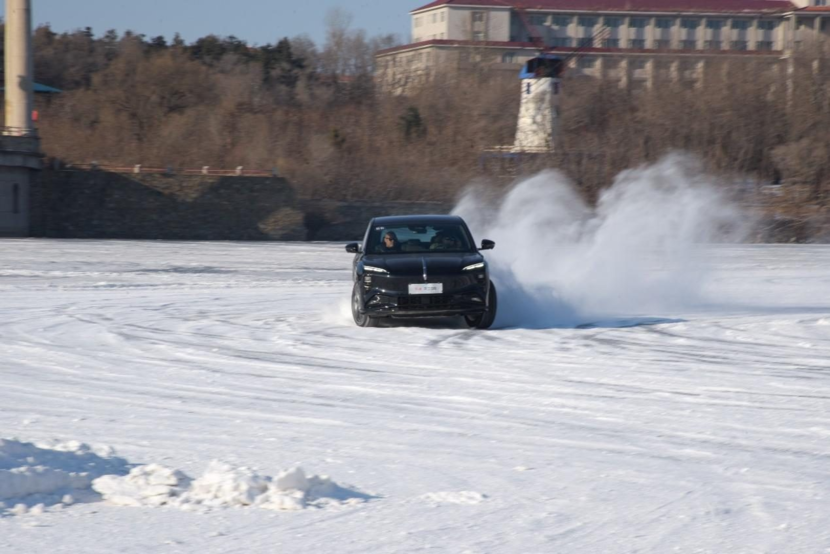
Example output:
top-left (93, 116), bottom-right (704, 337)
top-left (380, 231), bottom-right (402, 253)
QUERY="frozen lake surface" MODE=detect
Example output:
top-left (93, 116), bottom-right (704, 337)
top-left (1, 240), bottom-right (829, 553)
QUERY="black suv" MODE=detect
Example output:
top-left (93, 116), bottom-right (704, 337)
top-left (345, 215), bottom-right (497, 329)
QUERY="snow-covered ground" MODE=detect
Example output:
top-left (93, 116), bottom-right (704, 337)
top-left (2, 239), bottom-right (829, 554)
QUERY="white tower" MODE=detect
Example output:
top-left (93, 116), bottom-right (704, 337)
top-left (513, 55), bottom-right (564, 153)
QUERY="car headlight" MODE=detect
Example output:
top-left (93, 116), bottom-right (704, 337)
top-left (364, 265), bottom-right (389, 274)
top-left (462, 262), bottom-right (485, 271)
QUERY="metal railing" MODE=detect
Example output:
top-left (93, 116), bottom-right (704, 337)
top-left (0, 128), bottom-right (41, 155)
top-left (1, 126), bottom-right (38, 137)
top-left (58, 162), bottom-right (279, 177)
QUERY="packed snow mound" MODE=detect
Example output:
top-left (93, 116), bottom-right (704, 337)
top-left (94, 461), bottom-right (368, 511)
top-left (2, 438), bottom-right (368, 516)
top-left (92, 464), bottom-right (190, 507)
top-left (0, 438), bottom-right (130, 515)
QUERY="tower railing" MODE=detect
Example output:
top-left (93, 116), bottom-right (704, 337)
top-left (1, 126), bottom-right (38, 137)
top-left (0, 128), bottom-right (40, 153)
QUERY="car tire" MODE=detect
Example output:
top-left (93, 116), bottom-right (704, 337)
top-left (352, 283), bottom-right (379, 328)
top-left (464, 282), bottom-right (497, 330)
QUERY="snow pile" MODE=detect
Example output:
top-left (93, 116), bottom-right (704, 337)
top-left (0, 438), bottom-right (130, 515)
top-left (1, 438), bottom-right (365, 515)
top-left (455, 154), bottom-right (747, 327)
top-left (94, 461), bottom-right (364, 511)
top-left (91, 464), bottom-right (190, 507)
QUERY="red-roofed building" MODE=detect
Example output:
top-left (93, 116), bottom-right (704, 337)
top-left (376, 0), bottom-right (830, 91)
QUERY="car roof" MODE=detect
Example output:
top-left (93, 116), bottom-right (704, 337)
top-left (371, 214), bottom-right (465, 227)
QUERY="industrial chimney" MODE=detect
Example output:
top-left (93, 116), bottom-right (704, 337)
top-left (4, 0), bottom-right (36, 136)
top-left (0, 0), bottom-right (39, 238)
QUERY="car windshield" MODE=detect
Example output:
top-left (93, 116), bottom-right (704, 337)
top-left (369, 224), bottom-right (473, 254)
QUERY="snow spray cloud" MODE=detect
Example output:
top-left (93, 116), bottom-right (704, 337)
top-left (454, 154), bottom-right (746, 328)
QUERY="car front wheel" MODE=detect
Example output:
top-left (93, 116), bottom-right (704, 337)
top-left (464, 282), bottom-right (497, 330)
top-left (352, 283), bottom-right (379, 328)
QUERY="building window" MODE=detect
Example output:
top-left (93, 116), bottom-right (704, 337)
top-left (551, 37), bottom-right (572, 47)
top-left (681, 40), bottom-right (697, 49)
top-left (502, 52), bottom-right (517, 63)
top-left (815, 0), bottom-right (827, 5)
top-left (629, 38), bottom-right (646, 49)
top-left (553, 16), bottom-right (571, 27)
top-left (758, 20), bottom-right (777, 31)
top-left (603, 38), bottom-right (620, 48)
top-left (655, 39), bottom-right (671, 49)
top-left (578, 57), bottom-right (596, 69)
top-left (680, 18), bottom-right (700, 29)
top-left (731, 40), bottom-right (748, 50)
top-left (414, 17), bottom-right (422, 28)
top-left (578, 16), bottom-right (597, 28)
top-left (630, 59), bottom-right (647, 70)
top-left (441, 11), bottom-right (446, 22)
top-left (630, 18), bottom-right (648, 29)
top-left (472, 31), bottom-right (485, 41)
top-left (731, 20), bottom-right (750, 30)
top-left (577, 37), bottom-right (594, 47)
top-left (655, 18), bottom-right (673, 29)
top-left (756, 41), bottom-right (775, 50)
top-left (604, 17), bottom-right (622, 28)
top-left (706, 19), bottom-right (725, 30)
top-left (472, 11), bottom-right (486, 23)
top-left (530, 15), bottom-right (546, 26)
top-left (704, 40), bottom-right (722, 50)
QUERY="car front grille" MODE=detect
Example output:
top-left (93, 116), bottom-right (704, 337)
top-left (372, 275), bottom-right (478, 293)
top-left (397, 295), bottom-right (455, 310)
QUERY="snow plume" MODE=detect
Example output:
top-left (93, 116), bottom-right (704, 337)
top-left (455, 154), bottom-right (746, 328)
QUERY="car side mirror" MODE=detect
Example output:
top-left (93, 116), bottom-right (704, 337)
top-left (345, 243), bottom-right (361, 254)
top-left (480, 240), bottom-right (495, 250)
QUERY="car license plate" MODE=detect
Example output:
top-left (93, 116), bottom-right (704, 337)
top-left (409, 283), bottom-right (443, 295)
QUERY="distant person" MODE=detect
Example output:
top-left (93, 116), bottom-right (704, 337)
top-left (380, 231), bottom-right (401, 253)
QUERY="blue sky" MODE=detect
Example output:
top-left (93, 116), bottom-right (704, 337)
top-left (2, 0), bottom-right (415, 46)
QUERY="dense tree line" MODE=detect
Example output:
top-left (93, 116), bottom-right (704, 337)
top-left (1, 14), bottom-right (828, 207)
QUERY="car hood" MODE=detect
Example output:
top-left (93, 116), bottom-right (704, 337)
top-left (363, 252), bottom-right (484, 276)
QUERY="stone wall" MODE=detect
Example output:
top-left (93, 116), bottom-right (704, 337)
top-left (30, 170), bottom-right (452, 241)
